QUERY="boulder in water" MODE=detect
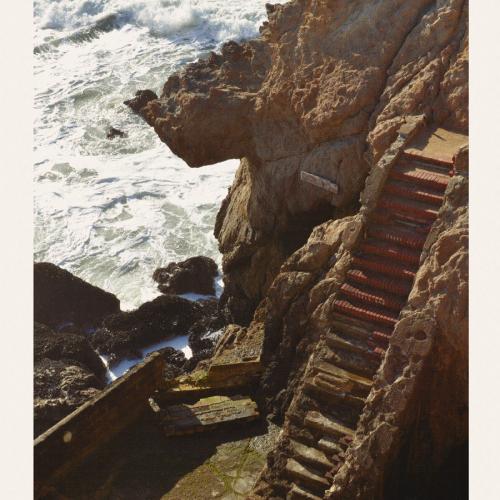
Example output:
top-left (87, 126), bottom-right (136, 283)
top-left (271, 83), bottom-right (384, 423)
top-left (90, 294), bottom-right (205, 365)
top-left (106, 127), bottom-right (127, 139)
top-left (153, 256), bottom-right (218, 296)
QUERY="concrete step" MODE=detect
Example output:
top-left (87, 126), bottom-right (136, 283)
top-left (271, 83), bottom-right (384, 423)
top-left (352, 255), bottom-right (416, 282)
top-left (161, 395), bottom-right (259, 437)
top-left (288, 483), bottom-right (323, 500)
top-left (290, 439), bottom-right (334, 470)
top-left (304, 410), bottom-right (355, 440)
top-left (304, 373), bottom-right (367, 411)
top-left (340, 282), bottom-right (406, 312)
top-left (401, 151), bottom-right (454, 170)
top-left (318, 436), bottom-right (345, 455)
top-left (325, 344), bottom-right (380, 378)
top-left (346, 268), bottom-right (411, 297)
top-left (384, 179), bottom-right (444, 206)
top-left (313, 359), bottom-right (373, 395)
top-left (371, 209), bottom-right (431, 234)
top-left (378, 194), bottom-right (439, 223)
top-left (360, 239), bottom-right (421, 266)
top-left (367, 224), bottom-right (427, 250)
top-left (333, 299), bottom-right (398, 328)
top-left (325, 331), bottom-right (384, 361)
top-left (285, 458), bottom-right (329, 491)
top-left (391, 160), bottom-right (450, 190)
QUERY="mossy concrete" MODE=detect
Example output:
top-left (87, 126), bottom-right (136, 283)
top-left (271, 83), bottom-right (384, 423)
top-left (51, 415), bottom-right (279, 499)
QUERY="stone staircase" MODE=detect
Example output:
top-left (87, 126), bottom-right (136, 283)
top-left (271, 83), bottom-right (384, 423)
top-left (258, 147), bottom-right (454, 500)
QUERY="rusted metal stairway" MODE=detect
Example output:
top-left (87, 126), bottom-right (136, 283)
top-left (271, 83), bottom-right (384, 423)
top-left (264, 147), bottom-right (455, 500)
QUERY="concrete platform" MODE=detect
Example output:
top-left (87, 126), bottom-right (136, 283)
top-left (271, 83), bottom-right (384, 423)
top-left (404, 126), bottom-right (468, 166)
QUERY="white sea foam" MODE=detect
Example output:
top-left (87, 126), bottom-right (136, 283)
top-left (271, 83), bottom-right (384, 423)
top-left (34, 0), bottom-right (267, 310)
top-left (99, 333), bottom-right (193, 383)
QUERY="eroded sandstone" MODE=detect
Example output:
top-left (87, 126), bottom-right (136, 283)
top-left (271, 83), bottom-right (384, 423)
top-left (132, 0), bottom-right (468, 325)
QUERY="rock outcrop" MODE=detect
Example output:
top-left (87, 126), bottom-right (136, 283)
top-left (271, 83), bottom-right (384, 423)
top-left (132, 0), bottom-right (468, 326)
top-left (34, 322), bottom-right (106, 437)
top-left (90, 294), bottom-right (224, 366)
top-left (153, 256), bottom-right (219, 296)
top-left (34, 262), bottom-right (120, 329)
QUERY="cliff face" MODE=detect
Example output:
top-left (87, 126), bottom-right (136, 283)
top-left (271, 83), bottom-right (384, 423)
top-left (137, 0), bottom-right (468, 325)
top-left (129, 2), bottom-right (468, 497)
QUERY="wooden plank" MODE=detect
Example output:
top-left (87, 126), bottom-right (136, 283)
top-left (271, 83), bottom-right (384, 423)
top-left (161, 395), bottom-right (259, 436)
top-left (300, 171), bottom-right (339, 195)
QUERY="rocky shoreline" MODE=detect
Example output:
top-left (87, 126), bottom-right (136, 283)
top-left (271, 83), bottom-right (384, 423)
top-left (33, 257), bottom-right (226, 437)
top-left (34, 0), bottom-right (468, 498)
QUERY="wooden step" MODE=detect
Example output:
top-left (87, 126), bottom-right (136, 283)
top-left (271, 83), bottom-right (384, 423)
top-left (161, 395), bottom-right (259, 436)
top-left (367, 224), bottom-right (427, 250)
top-left (333, 299), bottom-right (398, 328)
top-left (384, 179), bottom-right (444, 206)
top-left (352, 255), bottom-right (416, 281)
top-left (340, 282), bottom-right (405, 312)
top-left (346, 268), bottom-right (412, 297)
top-left (290, 439), bottom-right (334, 470)
top-left (285, 458), bottom-right (329, 490)
top-left (390, 161), bottom-right (450, 191)
top-left (378, 194), bottom-right (439, 223)
top-left (288, 483), bottom-right (323, 500)
top-left (304, 411), bottom-right (355, 439)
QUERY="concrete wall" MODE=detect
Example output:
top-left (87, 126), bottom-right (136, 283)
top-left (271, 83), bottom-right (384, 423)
top-left (34, 353), bottom-right (165, 498)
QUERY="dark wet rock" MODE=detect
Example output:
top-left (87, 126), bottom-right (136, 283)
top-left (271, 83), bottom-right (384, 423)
top-left (124, 89), bottom-right (158, 116)
top-left (158, 346), bottom-right (186, 368)
top-left (34, 262), bottom-right (120, 329)
top-left (90, 295), bottom-right (205, 365)
top-left (153, 256), bottom-right (219, 296)
top-left (106, 127), bottom-right (127, 139)
top-left (34, 358), bottom-right (103, 437)
top-left (34, 322), bottom-right (106, 380)
top-left (183, 348), bottom-right (215, 372)
top-left (156, 346), bottom-right (187, 380)
top-left (188, 298), bottom-right (225, 355)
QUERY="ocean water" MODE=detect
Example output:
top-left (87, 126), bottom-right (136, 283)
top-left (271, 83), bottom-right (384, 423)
top-left (34, 0), bottom-right (268, 311)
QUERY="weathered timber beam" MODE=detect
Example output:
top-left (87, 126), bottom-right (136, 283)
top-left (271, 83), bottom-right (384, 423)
top-left (300, 170), bottom-right (339, 195)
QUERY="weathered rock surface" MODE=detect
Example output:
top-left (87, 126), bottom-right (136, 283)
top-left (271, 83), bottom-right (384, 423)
top-left (90, 295), bottom-right (223, 366)
top-left (34, 322), bottom-right (106, 437)
top-left (133, 0), bottom-right (468, 325)
top-left (123, 89), bottom-right (158, 115)
top-left (34, 262), bottom-right (120, 329)
top-left (34, 358), bottom-right (103, 437)
top-left (153, 256), bottom-right (218, 296)
top-left (34, 322), bottom-right (106, 380)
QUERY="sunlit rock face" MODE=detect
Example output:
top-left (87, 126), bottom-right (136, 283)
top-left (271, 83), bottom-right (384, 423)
top-left (137, 0), bottom-right (468, 325)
